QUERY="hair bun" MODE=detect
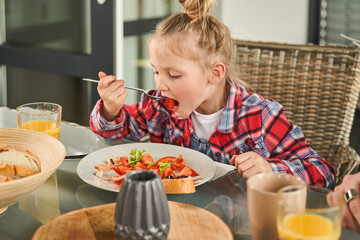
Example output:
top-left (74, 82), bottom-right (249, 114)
top-left (178, 0), bottom-right (215, 19)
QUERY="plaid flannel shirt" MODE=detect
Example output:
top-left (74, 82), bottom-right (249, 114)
top-left (90, 84), bottom-right (335, 188)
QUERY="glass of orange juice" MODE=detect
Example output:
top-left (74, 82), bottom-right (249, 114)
top-left (16, 102), bottom-right (62, 139)
top-left (277, 185), bottom-right (342, 240)
top-left (16, 102), bottom-right (62, 223)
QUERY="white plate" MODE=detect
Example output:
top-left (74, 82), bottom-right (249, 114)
top-left (76, 143), bottom-right (216, 192)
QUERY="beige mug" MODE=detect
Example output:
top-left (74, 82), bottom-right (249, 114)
top-left (247, 173), bottom-right (307, 240)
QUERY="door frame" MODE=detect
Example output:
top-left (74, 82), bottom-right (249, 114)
top-left (0, 0), bottom-right (115, 107)
top-left (307, 0), bottom-right (320, 44)
top-left (0, 0), bottom-right (114, 78)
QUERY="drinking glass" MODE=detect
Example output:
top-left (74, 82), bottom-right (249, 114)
top-left (16, 102), bottom-right (62, 139)
top-left (114, 170), bottom-right (170, 240)
top-left (277, 185), bottom-right (342, 240)
top-left (16, 102), bottom-right (62, 222)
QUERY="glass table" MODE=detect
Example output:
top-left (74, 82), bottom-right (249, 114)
top-left (0, 107), bottom-right (359, 240)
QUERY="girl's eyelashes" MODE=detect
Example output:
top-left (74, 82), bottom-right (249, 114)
top-left (152, 70), bottom-right (180, 79)
top-left (168, 73), bottom-right (181, 79)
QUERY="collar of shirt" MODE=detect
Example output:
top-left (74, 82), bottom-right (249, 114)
top-left (217, 83), bottom-right (247, 134)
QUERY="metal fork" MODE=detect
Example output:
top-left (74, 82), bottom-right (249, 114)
top-left (82, 78), bottom-right (165, 100)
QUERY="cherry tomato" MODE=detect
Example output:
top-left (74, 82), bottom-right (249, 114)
top-left (172, 154), bottom-right (185, 171)
top-left (162, 166), bottom-right (175, 179)
top-left (166, 98), bottom-right (175, 109)
top-left (148, 166), bottom-right (161, 176)
top-left (133, 162), bottom-right (147, 171)
top-left (141, 153), bottom-right (154, 166)
top-left (120, 156), bottom-right (131, 168)
top-left (177, 166), bottom-right (199, 177)
top-left (113, 166), bottom-right (133, 176)
top-left (155, 156), bottom-right (177, 167)
top-left (112, 175), bottom-right (125, 185)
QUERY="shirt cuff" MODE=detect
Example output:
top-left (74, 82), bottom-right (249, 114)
top-left (94, 99), bottom-right (125, 130)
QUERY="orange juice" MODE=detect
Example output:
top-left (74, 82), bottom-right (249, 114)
top-left (278, 213), bottom-right (340, 240)
top-left (21, 120), bottom-right (61, 139)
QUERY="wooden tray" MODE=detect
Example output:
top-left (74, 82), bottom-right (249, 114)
top-left (32, 201), bottom-right (233, 240)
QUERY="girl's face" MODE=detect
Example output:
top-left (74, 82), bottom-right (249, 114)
top-left (149, 37), bottom-right (224, 118)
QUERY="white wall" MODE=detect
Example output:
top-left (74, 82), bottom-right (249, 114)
top-left (220, 0), bottom-right (309, 44)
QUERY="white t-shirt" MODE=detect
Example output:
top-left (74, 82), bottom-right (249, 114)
top-left (190, 108), bottom-right (224, 140)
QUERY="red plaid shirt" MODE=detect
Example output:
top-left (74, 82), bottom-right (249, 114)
top-left (90, 84), bottom-right (335, 188)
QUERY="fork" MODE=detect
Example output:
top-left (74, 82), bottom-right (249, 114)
top-left (82, 78), bottom-right (165, 100)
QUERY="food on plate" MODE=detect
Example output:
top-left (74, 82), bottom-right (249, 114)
top-left (162, 176), bottom-right (196, 194)
top-left (0, 145), bottom-right (41, 182)
top-left (94, 148), bottom-right (198, 193)
top-left (166, 98), bottom-right (175, 109)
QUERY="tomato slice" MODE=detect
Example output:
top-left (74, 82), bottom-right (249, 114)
top-left (148, 166), bottom-right (161, 176)
top-left (172, 154), bottom-right (186, 171)
top-left (141, 153), bottom-right (154, 167)
top-left (166, 98), bottom-right (175, 109)
top-left (177, 166), bottom-right (199, 177)
top-left (155, 156), bottom-right (177, 167)
top-left (162, 166), bottom-right (175, 179)
top-left (113, 166), bottom-right (133, 176)
top-left (120, 156), bottom-right (131, 168)
top-left (112, 175), bottom-right (125, 185)
top-left (133, 162), bottom-right (147, 171)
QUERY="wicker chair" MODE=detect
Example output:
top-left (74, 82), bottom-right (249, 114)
top-left (233, 39), bottom-right (360, 185)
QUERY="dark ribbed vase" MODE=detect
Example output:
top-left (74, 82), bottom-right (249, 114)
top-left (114, 170), bottom-right (170, 240)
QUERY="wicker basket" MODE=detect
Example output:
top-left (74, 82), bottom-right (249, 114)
top-left (233, 39), bottom-right (360, 185)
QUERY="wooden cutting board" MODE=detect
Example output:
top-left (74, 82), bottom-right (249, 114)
top-left (32, 201), bottom-right (233, 240)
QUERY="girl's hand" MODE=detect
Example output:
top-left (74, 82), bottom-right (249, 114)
top-left (229, 152), bottom-right (272, 179)
top-left (332, 173), bottom-right (360, 233)
top-left (97, 71), bottom-right (128, 121)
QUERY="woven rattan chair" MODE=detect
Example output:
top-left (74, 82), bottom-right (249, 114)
top-left (233, 39), bottom-right (360, 185)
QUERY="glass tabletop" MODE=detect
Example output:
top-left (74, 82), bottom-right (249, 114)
top-left (0, 107), bottom-right (131, 156)
top-left (0, 107), bottom-right (359, 240)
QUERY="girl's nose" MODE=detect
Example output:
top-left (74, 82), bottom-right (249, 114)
top-left (155, 75), bottom-right (167, 91)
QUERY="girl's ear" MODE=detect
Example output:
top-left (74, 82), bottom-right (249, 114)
top-left (209, 62), bottom-right (226, 84)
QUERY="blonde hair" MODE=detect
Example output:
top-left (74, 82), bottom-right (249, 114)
top-left (152, 0), bottom-right (248, 88)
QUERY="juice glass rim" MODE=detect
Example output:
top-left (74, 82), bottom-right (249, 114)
top-left (278, 184), bottom-right (342, 213)
top-left (16, 102), bottom-right (62, 116)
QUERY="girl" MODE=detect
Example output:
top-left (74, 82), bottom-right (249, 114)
top-left (90, 0), bottom-right (335, 188)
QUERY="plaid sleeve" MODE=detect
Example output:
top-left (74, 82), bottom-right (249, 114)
top-left (89, 99), bottom-right (148, 141)
top-left (261, 101), bottom-right (335, 188)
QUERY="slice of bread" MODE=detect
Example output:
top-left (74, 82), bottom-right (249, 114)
top-left (0, 145), bottom-right (41, 181)
top-left (0, 174), bottom-right (17, 182)
top-left (162, 176), bottom-right (196, 194)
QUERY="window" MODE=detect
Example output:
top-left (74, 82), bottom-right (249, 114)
top-left (319, 0), bottom-right (360, 45)
top-left (122, 0), bottom-right (182, 103)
